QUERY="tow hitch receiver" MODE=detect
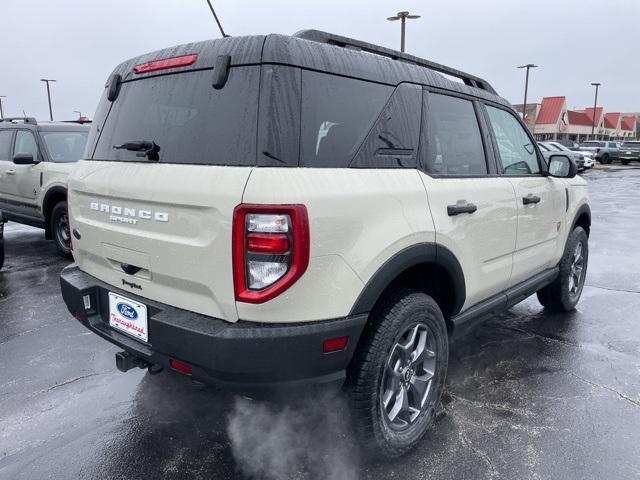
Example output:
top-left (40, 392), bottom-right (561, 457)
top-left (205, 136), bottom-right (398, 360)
top-left (115, 351), bottom-right (153, 373)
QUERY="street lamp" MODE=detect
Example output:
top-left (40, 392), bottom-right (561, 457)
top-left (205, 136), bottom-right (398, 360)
top-left (0, 96), bottom-right (5, 118)
top-left (40, 78), bottom-right (57, 121)
top-left (73, 110), bottom-right (82, 119)
top-left (387, 11), bottom-right (421, 53)
top-left (517, 64), bottom-right (538, 123)
top-left (590, 82), bottom-right (601, 139)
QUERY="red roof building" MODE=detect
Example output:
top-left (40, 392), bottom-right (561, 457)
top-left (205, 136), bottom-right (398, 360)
top-left (621, 116), bottom-right (636, 136)
top-left (604, 113), bottom-right (621, 130)
top-left (536, 96), bottom-right (565, 124)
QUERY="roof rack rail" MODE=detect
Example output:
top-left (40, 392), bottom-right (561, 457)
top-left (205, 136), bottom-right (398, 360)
top-left (61, 119), bottom-right (92, 124)
top-left (0, 117), bottom-right (37, 125)
top-left (293, 30), bottom-right (497, 95)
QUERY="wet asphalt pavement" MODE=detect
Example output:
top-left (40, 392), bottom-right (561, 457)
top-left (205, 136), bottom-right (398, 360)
top-left (1, 167), bottom-right (640, 480)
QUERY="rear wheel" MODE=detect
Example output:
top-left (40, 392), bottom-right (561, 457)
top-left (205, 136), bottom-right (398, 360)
top-left (601, 154), bottom-right (610, 164)
top-left (537, 227), bottom-right (588, 312)
top-left (346, 288), bottom-right (448, 459)
top-left (51, 201), bottom-right (72, 259)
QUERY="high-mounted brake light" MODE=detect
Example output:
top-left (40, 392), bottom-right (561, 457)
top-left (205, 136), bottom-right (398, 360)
top-left (133, 54), bottom-right (198, 74)
top-left (233, 204), bottom-right (310, 303)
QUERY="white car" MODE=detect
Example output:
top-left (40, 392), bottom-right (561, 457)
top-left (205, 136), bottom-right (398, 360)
top-left (59, 30), bottom-right (591, 459)
top-left (546, 141), bottom-right (594, 169)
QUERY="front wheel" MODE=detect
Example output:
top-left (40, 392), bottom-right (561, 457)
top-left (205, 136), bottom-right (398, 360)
top-left (346, 288), bottom-right (448, 459)
top-left (537, 227), bottom-right (588, 312)
top-left (601, 154), bottom-right (610, 164)
top-left (51, 201), bottom-right (72, 259)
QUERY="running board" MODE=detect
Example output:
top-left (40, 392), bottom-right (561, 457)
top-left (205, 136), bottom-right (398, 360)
top-left (451, 267), bottom-right (559, 335)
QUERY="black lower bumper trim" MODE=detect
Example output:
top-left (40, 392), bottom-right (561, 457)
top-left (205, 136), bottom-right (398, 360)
top-left (60, 265), bottom-right (368, 392)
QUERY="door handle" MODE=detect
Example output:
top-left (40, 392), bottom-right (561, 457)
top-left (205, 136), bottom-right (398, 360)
top-left (523, 194), bottom-right (541, 205)
top-left (447, 202), bottom-right (478, 216)
top-left (5, 169), bottom-right (16, 175)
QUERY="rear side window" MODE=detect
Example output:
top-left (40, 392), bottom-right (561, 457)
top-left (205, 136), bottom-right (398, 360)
top-left (424, 93), bottom-right (487, 175)
top-left (300, 72), bottom-right (392, 167)
top-left (92, 67), bottom-right (260, 165)
top-left (0, 130), bottom-right (12, 160)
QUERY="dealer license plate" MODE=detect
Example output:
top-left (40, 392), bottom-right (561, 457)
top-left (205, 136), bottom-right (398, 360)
top-left (109, 292), bottom-right (148, 342)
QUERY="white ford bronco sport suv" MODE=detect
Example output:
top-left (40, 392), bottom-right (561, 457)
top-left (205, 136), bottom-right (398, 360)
top-left (60, 31), bottom-right (590, 458)
top-left (0, 118), bottom-right (89, 257)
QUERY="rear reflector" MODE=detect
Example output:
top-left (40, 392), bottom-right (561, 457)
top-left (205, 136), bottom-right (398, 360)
top-left (133, 54), bottom-right (198, 74)
top-left (323, 336), bottom-right (349, 353)
top-left (247, 233), bottom-right (290, 254)
top-left (169, 359), bottom-right (193, 375)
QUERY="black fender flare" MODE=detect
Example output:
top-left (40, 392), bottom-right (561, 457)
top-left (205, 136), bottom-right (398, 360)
top-left (570, 203), bottom-right (591, 234)
top-left (42, 186), bottom-right (67, 238)
top-left (349, 242), bottom-right (466, 317)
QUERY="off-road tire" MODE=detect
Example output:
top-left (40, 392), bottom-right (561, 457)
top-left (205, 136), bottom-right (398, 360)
top-left (346, 288), bottom-right (448, 459)
top-left (51, 201), bottom-right (72, 259)
top-left (537, 227), bottom-right (588, 312)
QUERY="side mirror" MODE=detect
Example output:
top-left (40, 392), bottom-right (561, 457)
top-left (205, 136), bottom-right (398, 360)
top-left (12, 153), bottom-right (38, 165)
top-left (548, 154), bottom-right (577, 178)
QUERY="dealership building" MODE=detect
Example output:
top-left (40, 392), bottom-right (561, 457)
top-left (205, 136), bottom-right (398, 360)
top-left (513, 96), bottom-right (637, 142)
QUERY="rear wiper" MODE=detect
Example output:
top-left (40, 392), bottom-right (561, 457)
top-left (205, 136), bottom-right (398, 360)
top-left (113, 140), bottom-right (160, 161)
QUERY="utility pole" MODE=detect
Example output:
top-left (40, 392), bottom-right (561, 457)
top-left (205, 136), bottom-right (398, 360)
top-left (591, 82), bottom-right (601, 139)
top-left (0, 96), bottom-right (5, 118)
top-left (387, 11), bottom-right (421, 53)
top-left (517, 64), bottom-right (538, 123)
top-left (40, 78), bottom-right (56, 121)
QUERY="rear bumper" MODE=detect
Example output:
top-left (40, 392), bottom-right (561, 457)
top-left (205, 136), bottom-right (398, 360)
top-left (60, 264), bottom-right (367, 393)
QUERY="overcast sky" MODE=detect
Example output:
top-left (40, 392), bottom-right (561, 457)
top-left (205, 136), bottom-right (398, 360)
top-left (2, 0), bottom-right (638, 120)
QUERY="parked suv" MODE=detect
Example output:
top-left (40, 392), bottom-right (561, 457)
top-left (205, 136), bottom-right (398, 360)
top-left (618, 141), bottom-right (640, 165)
top-left (0, 118), bottom-right (90, 256)
top-left (538, 141), bottom-right (586, 171)
top-left (579, 140), bottom-right (619, 164)
top-left (60, 31), bottom-right (590, 458)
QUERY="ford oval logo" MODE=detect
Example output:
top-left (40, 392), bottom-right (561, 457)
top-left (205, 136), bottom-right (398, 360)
top-left (117, 302), bottom-right (138, 320)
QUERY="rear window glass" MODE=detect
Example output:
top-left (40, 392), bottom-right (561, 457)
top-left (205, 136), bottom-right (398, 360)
top-left (42, 132), bottom-right (88, 162)
top-left (622, 142), bottom-right (640, 147)
top-left (425, 93), bottom-right (487, 175)
top-left (580, 141), bottom-right (604, 147)
top-left (300, 71), bottom-right (392, 167)
top-left (0, 130), bottom-right (12, 160)
top-left (92, 67), bottom-right (260, 165)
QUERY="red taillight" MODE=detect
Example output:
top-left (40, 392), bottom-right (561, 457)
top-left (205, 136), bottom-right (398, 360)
top-left (233, 204), bottom-right (310, 304)
top-left (169, 359), bottom-right (193, 375)
top-left (133, 54), bottom-right (198, 74)
top-left (323, 336), bottom-right (349, 353)
top-left (247, 233), bottom-right (290, 254)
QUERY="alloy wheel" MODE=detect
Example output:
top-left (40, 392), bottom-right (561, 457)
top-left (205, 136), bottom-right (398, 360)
top-left (568, 241), bottom-right (585, 296)
top-left (380, 323), bottom-right (437, 430)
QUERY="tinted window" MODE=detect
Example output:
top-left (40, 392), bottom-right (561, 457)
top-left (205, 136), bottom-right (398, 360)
top-left (300, 72), bottom-right (392, 167)
top-left (14, 130), bottom-right (39, 159)
top-left (425, 93), bottom-right (487, 175)
top-left (580, 141), bottom-right (605, 148)
top-left (486, 106), bottom-right (540, 175)
top-left (42, 132), bottom-right (88, 162)
top-left (351, 83), bottom-right (422, 168)
top-left (0, 130), bottom-right (12, 160)
top-left (93, 67), bottom-right (260, 165)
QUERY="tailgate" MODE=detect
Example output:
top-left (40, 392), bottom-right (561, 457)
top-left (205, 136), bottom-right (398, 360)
top-left (68, 161), bottom-right (251, 322)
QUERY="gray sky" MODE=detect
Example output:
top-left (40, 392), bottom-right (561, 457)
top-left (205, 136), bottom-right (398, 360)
top-left (2, 0), bottom-right (639, 120)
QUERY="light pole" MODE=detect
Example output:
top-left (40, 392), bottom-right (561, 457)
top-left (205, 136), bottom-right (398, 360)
top-left (590, 82), bottom-right (601, 139)
top-left (0, 96), bottom-right (5, 118)
top-left (40, 78), bottom-right (56, 121)
top-left (387, 11), bottom-right (421, 53)
top-left (517, 64), bottom-right (538, 122)
top-left (73, 110), bottom-right (82, 119)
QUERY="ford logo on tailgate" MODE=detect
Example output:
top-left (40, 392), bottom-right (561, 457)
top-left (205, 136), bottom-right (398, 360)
top-left (117, 302), bottom-right (138, 320)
